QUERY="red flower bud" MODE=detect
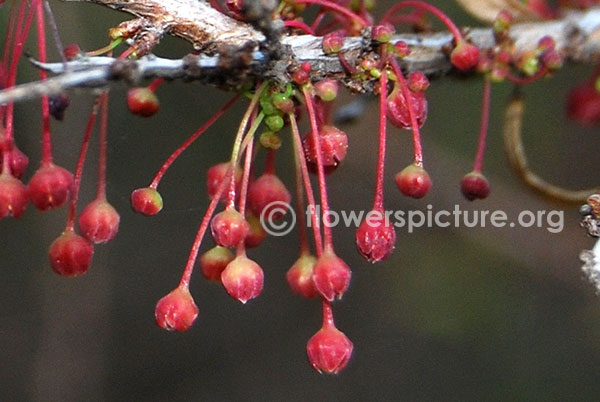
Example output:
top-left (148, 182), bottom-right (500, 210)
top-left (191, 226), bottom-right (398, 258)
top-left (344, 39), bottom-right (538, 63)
top-left (314, 79), bottom-right (339, 102)
top-left (493, 10), bottom-right (513, 34)
top-left (407, 71), bottom-right (429, 92)
top-left (306, 302), bottom-right (353, 374)
top-left (155, 287), bottom-right (199, 331)
top-left (322, 31), bottom-right (344, 54)
top-left (244, 213), bottom-right (267, 248)
top-left (286, 254), bottom-right (318, 298)
top-left (63, 43), bottom-right (81, 60)
top-left (206, 162), bottom-right (242, 201)
top-left (27, 163), bottom-right (73, 211)
top-left (460, 171), bottom-right (490, 201)
top-left (78, 199), bottom-right (120, 243)
top-left (248, 173), bottom-right (291, 220)
top-left (450, 41), bottom-right (480, 71)
top-left (127, 87), bottom-right (159, 117)
top-left (221, 255), bottom-right (264, 303)
top-left (386, 85), bottom-right (427, 129)
top-left (210, 207), bottom-right (249, 248)
top-left (312, 250), bottom-right (351, 301)
top-left (394, 41), bottom-right (411, 58)
top-left (48, 229), bottom-right (94, 277)
top-left (131, 187), bottom-right (163, 216)
top-left (0, 144), bottom-right (28, 179)
top-left (303, 125), bottom-right (348, 167)
top-left (567, 81), bottom-right (600, 125)
top-left (372, 23), bottom-right (395, 43)
top-left (355, 209), bottom-right (396, 263)
top-left (0, 172), bottom-right (28, 219)
top-left (200, 246), bottom-right (234, 281)
top-left (395, 164), bottom-right (432, 199)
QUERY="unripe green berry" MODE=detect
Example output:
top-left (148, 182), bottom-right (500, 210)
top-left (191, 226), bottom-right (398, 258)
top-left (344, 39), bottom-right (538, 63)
top-left (265, 114), bottom-right (284, 132)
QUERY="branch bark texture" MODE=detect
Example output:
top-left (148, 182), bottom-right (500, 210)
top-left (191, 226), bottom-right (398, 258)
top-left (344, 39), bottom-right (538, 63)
top-left (2, 2), bottom-right (600, 104)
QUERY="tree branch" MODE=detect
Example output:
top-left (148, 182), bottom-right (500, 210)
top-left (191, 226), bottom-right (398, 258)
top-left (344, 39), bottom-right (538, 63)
top-left (2, 4), bottom-right (600, 104)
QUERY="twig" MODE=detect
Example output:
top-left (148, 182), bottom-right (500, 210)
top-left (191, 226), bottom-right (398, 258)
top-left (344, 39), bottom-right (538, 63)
top-left (2, 6), bottom-right (600, 104)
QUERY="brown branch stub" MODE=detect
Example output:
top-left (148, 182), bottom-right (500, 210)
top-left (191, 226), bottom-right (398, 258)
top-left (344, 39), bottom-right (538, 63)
top-left (88, 0), bottom-right (265, 53)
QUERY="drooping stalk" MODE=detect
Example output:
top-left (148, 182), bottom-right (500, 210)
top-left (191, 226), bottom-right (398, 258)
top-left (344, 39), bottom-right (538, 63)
top-left (473, 78), bottom-right (491, 173)
top-left (65, 95), bottom-right (102, 231)
top-left (390, 58), bottom-right (424, 167)
top-left (149, 95), bottom-right (240, 189)
top-left (373, 70), bottom-right (389, 211)
top-left (96, 91), bottom-right (109, 200)
top-left (303, 86), bottom-right (335, 252)
top-left (289, 112), bottom-right (323, 256)
top-left (381, 1), bottom-right (463, 41)
top-left (36, 0), bottom-right (52, 164)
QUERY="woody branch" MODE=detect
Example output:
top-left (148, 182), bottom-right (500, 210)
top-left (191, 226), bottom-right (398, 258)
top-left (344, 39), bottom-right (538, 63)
top-left (1, 2), bottom-right (600, 104)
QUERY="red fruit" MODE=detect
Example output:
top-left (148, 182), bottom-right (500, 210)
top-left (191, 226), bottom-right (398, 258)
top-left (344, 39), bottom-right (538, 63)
top-left (566, 82), bottom-right (600, 125)
top-left (306, 303), bottom-right (353, 374)
top-left (450, 41), bottom-right (480, 71)
top-left (200, 246), bottom-right (234, 281)
top-left (154, 287), bottom-right (199, 332)
top-left (131, 187), bottom-right (163, 216)
top-left (395, 164), bottom-right (432, 199)
top-left (248, 173), bottom-right (291, 220)
top-left (27, 163), bottom-right (73, 211)
top-left (78, 199), bottom-right (120, 243)
top-left (206, 162), bottom-right (242, 201)
top-left (355, 210), bottom-right (396, 263)
top-left (210, 207), bottom-right (249, 248)
top-left (127, 87), bottom-right (159, 117)
top-left (460, 171), bottom-right (490, 201)
top-left (221, 255), bottom-right (264, 303)
top-left (0, 172), bottom-right (28, 219)
top-left (0, 144), bottom-right (29, 179)
top-left (244, 213), bottom-right (267, 248)
top-left (286, 254), bottom-right (318, 298)
top-left (312, 250), bottom-right (351, 301)
top-left (303, 125), bottom-right (348, 167)
top-left (48, 229), bottom-right (94, 277)
top-left (386, 85), bottom-right (427, 129)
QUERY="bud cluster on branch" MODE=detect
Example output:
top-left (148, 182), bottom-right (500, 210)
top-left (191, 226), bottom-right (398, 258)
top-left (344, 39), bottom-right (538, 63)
top-left (2, 0), bottom-right (600, 376)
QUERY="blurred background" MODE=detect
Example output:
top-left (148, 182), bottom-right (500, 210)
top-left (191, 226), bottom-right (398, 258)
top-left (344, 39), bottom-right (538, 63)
top-left (2, 0), bottom-right (600, 401)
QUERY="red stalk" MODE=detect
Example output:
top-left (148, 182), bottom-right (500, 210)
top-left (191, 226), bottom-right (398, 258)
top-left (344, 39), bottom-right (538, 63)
top-left (149, 95), bottom-right (240, 189)
top-left (381, 1), bottom-right (463, 41)
top-left (292, 0), bottom-right (369, 28)
top-left (473, 78), bottom-right (490, 173)
top-left (373, 70), bottom-right (388, 210)
top-left (289, 112), bottom-right (323, 256)
top-left (303, 86), bottom-right (334, 251)
top-left (390, 58), bottom-right (424, 167)
top-left (65, 96), bottom-right (102, 230)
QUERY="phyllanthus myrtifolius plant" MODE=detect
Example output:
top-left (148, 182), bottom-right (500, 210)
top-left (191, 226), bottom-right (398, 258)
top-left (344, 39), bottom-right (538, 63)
top-left (1, 0), bottom-right (600, 374)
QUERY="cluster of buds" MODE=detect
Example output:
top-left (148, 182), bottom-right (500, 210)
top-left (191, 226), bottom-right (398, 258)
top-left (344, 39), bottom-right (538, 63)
top-left (2, 0), bottom-right (595, 375)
